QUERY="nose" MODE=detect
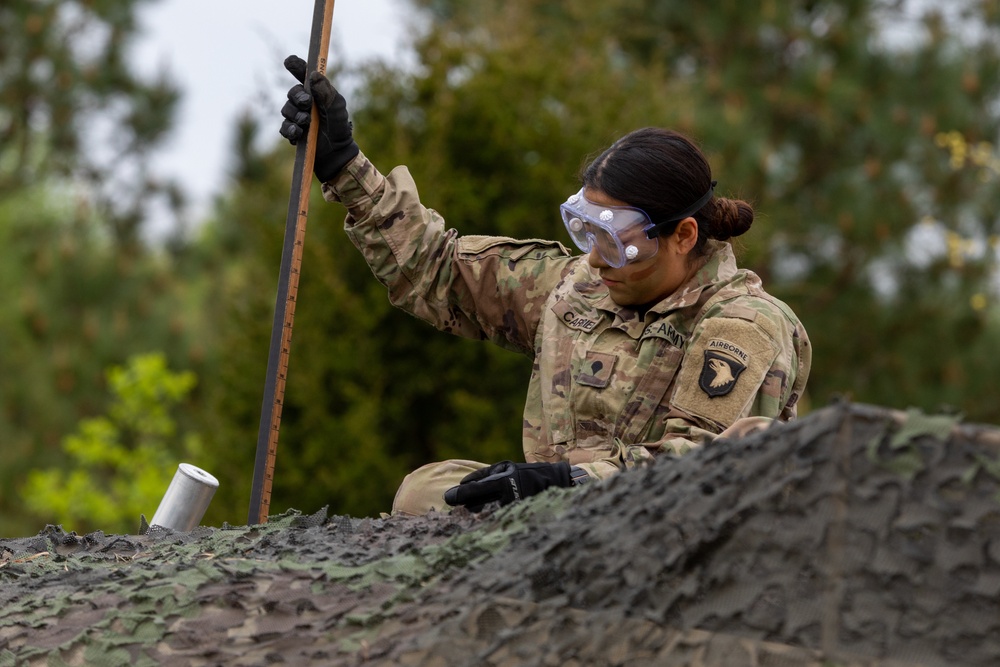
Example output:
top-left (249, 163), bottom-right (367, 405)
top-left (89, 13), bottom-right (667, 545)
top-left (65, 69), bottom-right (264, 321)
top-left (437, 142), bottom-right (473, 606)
top-left (588, 246), bottom-right (610, 269)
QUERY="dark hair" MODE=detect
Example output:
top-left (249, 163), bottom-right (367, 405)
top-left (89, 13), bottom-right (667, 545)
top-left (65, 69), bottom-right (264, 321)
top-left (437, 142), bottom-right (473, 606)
top-left (581, 127), bottom-right (753, 256)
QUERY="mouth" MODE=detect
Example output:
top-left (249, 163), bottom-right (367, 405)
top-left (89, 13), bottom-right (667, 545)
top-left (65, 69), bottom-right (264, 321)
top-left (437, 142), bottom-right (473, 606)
top-left (600, 274), bottom-right (623, 288)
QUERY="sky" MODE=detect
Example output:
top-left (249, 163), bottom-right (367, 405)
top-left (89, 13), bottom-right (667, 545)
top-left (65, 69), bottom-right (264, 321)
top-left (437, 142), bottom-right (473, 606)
top-left (133, 0), bottom-right (414, 235)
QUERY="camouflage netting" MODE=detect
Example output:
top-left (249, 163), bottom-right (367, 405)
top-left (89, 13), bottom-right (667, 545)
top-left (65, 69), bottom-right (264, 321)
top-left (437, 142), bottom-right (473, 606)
top-left (2, 402), bottom-right (1000, 666)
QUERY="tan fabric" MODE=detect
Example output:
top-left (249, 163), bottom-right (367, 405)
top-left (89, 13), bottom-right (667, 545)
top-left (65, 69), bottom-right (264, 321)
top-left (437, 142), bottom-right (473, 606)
top-left (391, 459), bottom-right (487, 517)
top-left (671, 316), bottom-right (780, 427)
top-left (718, 416), bottom-right (775, 439)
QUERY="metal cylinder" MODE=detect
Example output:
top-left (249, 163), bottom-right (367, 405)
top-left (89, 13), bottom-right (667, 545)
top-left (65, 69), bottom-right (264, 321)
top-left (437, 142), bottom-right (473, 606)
top-left (150, 463), bottom-right (219, 532)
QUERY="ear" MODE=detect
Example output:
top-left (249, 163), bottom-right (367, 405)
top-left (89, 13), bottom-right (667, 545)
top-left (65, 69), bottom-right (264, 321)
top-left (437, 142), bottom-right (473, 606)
top-left (670, 217), bottom-right (699, 255)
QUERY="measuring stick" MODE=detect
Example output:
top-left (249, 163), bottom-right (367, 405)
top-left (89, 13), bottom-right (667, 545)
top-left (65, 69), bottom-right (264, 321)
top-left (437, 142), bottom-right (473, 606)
top-left (248, 0), bottom-right (337, 525)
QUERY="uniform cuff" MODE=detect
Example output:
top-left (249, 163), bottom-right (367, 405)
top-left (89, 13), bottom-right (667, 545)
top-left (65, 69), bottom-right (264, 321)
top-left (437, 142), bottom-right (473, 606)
top-left (320, 151), bottom-right (386, 223)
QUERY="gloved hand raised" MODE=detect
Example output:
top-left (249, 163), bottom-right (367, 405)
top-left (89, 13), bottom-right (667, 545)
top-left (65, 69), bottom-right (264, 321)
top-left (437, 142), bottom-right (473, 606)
top-left (444, 460), bottom-right (579, 512)
top-left (279, 55), bottom-right (360, 182)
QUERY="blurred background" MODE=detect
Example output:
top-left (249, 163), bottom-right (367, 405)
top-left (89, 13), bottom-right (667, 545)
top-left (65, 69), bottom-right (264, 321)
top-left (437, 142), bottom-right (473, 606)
top-left (2, 0), bottom-right (998, 536)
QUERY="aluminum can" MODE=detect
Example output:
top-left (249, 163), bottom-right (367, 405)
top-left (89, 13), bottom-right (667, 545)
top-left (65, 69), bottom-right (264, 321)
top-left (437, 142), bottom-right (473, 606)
top-left (150, 463), bottom-right (219, 531)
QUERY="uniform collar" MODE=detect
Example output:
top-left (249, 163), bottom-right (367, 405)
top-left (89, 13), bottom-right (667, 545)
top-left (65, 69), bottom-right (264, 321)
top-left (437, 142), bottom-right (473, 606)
top-left (573, 241), bottom-right (737, 319)
top-left (648, 240), bottom-right (737, 315)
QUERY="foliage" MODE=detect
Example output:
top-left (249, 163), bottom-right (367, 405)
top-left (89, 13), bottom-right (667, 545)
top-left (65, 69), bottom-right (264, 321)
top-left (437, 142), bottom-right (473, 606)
top-left (184, 0), bottom-right (1000, 522)
top-left (22, 353), bottom-right (201, 534)
top-left (0, 0), bottom-right (211, 536)
top-left (0, 186), bottom-right (210, 536)
top-left (6, 0), bottom-right (1000, 530)
top-left (0, 0), bottom-right (182, 245)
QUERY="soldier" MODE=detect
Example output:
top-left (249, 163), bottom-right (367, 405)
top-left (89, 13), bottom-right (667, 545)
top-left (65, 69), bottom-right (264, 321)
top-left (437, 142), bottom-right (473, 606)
top-left (279, 56), bottom-right (811, 516)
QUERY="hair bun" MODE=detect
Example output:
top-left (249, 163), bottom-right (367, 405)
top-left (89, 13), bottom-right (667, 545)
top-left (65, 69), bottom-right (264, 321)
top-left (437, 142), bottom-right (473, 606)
top-left (711, 197), bottom-right (754, 240)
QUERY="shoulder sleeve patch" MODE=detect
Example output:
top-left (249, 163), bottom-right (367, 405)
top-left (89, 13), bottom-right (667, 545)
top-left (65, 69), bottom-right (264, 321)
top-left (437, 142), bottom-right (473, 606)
top-left (670, 316), bottom-right (780, 430)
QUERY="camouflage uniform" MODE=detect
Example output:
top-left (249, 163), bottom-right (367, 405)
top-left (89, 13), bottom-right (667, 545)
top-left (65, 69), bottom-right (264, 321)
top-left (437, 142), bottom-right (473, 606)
top-left (323, 153), bottom-right (811, 514)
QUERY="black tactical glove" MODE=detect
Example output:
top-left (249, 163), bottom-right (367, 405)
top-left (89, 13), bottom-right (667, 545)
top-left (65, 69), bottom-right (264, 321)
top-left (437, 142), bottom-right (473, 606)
top-left (444, 461), bottom-right (585, 512)
top-left (279, 55), bottom-right (360, 182)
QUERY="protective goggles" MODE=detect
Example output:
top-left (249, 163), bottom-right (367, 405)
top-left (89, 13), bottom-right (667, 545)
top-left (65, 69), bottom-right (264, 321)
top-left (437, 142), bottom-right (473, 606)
top-left (560, 190), bottom-right (657, 268)
top-left (559, 183), bottom-right (717, 268)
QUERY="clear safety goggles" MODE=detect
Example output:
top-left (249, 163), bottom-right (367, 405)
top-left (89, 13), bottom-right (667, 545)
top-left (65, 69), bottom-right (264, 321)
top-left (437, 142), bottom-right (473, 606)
top-left (559, 182), bottom-right (718, 268)
top-left (560, 189), bottom-right (657, 268)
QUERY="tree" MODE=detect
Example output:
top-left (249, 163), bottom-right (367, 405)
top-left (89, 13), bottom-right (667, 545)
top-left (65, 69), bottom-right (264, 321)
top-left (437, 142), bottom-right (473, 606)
top-left (186, 0), bottom-right (1000, 522)
top-left (13, 0), bottom-right (998, 529)
top-left (0, 0), bottom-right (183, 247)
top-left (401, 0), bottom-right (1000, 418)
top-left (0, 185), bottom-right (214, 536)
top-left (0, 0), bottom-right (225, 536)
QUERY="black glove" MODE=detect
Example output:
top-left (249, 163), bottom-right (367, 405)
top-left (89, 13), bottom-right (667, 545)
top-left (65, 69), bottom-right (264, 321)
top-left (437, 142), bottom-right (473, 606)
top-left (444, 461), bottom-right (580, 512)
top-left (280, 55), bottom-right (360, 182)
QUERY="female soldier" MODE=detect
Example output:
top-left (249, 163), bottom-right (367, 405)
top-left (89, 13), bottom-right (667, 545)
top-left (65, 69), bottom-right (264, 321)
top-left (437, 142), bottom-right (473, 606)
top-left (279, 56), bottom-right (811, 515)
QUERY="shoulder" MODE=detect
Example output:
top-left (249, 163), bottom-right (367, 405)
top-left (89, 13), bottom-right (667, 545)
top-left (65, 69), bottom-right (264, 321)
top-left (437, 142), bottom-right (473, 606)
top-left (701, 269), bottom-right (808, 345)
top-left (667, 271), bottom-right (810, 428)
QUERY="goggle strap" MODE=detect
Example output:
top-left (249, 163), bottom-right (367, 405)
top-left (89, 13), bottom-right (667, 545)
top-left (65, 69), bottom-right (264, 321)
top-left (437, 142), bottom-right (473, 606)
top-left (645, 180), bottom-right (717, 239)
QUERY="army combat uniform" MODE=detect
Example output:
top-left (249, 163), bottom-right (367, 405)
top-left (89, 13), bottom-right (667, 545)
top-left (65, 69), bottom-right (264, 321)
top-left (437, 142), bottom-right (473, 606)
top-left (323, 153), bottom-right (812, 515)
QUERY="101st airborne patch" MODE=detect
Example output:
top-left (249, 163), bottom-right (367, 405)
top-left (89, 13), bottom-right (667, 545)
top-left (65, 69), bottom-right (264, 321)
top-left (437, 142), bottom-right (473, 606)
top-left (699, 349), bottom-right (747, 397)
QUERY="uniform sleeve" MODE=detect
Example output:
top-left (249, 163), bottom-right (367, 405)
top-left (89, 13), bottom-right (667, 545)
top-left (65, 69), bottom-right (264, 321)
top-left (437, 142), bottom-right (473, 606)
top-left (579, 300), bottom-right (811, 481)
top-left (576, 421), bottom-right (716, 480)
top-left (321, 152), bottom-right (574, 354)
top-left (672, 297), bottom-right (809, 424)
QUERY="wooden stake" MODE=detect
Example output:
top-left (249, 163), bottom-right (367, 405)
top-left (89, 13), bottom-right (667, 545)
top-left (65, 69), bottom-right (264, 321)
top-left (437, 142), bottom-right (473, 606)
top-left (248, 0), bottom-right (337, 525)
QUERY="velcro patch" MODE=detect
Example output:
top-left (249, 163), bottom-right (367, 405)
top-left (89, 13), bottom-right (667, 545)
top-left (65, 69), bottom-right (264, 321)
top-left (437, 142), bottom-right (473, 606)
top-left (670, 317), bottom-right (780, 429)
top-left (576, 351), bottom-right (617, 388)
top-left (552, 299), bottom-right (600, 332)
top-left (641, 321), bottom-right (686, 348)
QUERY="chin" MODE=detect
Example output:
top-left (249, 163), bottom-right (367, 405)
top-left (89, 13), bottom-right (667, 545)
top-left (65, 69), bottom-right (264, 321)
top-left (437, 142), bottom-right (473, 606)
top-left (607, 291), bottom-right (639, 307)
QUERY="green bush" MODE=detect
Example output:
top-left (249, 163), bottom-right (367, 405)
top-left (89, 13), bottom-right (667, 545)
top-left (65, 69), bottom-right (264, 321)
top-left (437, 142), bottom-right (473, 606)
top-left (22, 353), bottom-right (202, 534)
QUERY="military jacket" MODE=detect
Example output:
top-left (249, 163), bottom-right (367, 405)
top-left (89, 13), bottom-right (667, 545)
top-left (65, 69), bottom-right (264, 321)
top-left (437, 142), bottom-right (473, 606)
top-left (324, 153), bottom-right (812, 479)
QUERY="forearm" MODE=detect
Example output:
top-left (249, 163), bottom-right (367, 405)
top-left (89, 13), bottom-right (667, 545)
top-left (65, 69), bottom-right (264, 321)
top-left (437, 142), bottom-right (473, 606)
top-left (574, 410), bottom-right (740, 481)
top-left (321, 153), bottom-right (484, 339)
